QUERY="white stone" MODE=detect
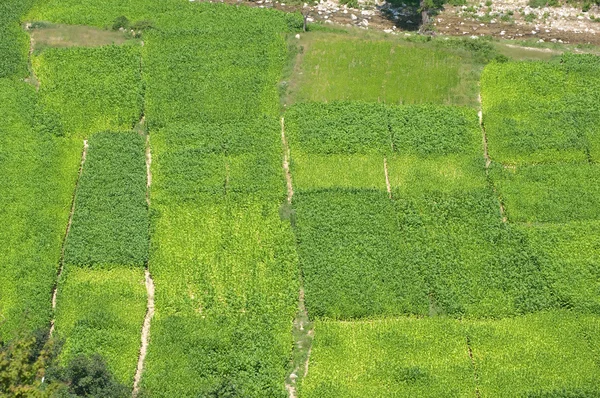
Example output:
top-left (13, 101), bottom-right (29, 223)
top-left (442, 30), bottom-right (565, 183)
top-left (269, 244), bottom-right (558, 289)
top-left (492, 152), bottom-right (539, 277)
top-left (295, 34), bottom-right (301, 39)
top-left (351, 13), bottom-right (358, 20)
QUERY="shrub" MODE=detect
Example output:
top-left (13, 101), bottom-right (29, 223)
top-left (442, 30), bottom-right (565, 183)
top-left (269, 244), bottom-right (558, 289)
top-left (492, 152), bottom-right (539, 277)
top-left (111, 15), bottom-right (130, 30)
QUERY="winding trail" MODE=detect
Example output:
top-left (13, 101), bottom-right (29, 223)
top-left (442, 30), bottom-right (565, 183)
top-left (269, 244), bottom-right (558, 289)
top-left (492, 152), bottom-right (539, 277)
top-left (132, 134), bottom-right (155, 397)
top-left (466, 336), bottom-right (481, 398)
top-left (49, 139), bottom-right (88, 337)
top-left (281, 117), bottom-right (314, 398)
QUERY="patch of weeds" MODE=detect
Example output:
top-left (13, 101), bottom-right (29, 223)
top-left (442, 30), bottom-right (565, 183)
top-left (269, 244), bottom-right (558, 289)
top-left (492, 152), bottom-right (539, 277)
top-left (524, 12), bottom-right (537, 22)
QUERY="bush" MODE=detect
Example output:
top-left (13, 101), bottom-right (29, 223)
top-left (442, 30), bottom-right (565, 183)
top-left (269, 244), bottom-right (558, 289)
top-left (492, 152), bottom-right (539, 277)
top-left (111, 15), bottom-right (130, 30)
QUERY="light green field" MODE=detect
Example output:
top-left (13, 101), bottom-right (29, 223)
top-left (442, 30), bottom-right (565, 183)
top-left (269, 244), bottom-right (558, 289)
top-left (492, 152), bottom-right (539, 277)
top-left (289, 33), bottom-right (481, 107)
top-left (54, 267), bottom-right (147, 385)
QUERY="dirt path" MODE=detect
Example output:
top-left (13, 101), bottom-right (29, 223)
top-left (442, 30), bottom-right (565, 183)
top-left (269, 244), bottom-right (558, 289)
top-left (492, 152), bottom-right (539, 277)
top-left (478, 93), bottom-right (507, 223)
top-left (286, 288), bottom-right (314, 398)
top-left (281, 117), bottom-right (294, 203)
top-left (384, 157), bottom-right (392, 199)
top-left (280, 117), bottom-right (314, 397)
top-left (132, 134), bottom-right (155, 397)
top-left (49, 139), bottom-right (88, 336)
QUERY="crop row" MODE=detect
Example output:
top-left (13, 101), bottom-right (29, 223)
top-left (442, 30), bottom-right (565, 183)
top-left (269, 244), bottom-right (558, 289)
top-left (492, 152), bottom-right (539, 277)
top-left (481, 54), bottom-right (600, 165)
top-left (300, 311), bottom-right (600, 397)
top-left (0, 0), bottom-right (35, 79)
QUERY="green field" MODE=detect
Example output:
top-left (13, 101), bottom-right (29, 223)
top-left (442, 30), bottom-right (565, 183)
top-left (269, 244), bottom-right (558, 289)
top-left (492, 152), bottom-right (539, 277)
top-left (1, 0), bottom-right (600, 396)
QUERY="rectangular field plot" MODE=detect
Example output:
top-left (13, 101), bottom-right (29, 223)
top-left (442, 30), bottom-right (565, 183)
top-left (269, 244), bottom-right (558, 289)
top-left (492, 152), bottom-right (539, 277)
top-left (293, 190), bottom-right (429, 319)
top-left (469, 311), bottom-right (600, 397)
top-left (389, 105), bottom-right (481, 156)
top-left (517, 221), bottom-right (600, 313)
top-left (291, 153), bottom-right (386, 191)
top-left (142, 199), bottom-right (298, 396)
top-left (387, 155), bottom-right (486, 196)
top-left (394, 190), bottom-right (554, 318)
top-left (300, 318), bottom-right (475, 398)
top-left (64, 132), bottom-right (148, 267)
top-left (491, 162), bottom-right (600, 223)
top-left (34, 44), bottom-right (143, 138)
top-left (285, 102), bottom-right (391, 155)
top-left (291, 34), bottom-right (478, 106)
top-left (481, 56), bottom-right (600, 164)
top-left (0, 79), bottom-right (81, 339)
top-left (54, 267), bottom-right (147, 385)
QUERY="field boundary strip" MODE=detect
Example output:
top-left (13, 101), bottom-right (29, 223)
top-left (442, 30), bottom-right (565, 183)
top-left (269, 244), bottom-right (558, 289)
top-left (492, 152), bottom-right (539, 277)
top-left (49, 139), bottom-right (88, 336)
top-left (132, 133), bottom-right (155, 397)
top-left (465, 335), bottom-right (481, 398)
top-left (27, 30), bottom-right (39, 91)
top-left (281, 116), bottom-right (294, 203)
top-left (478, 93), bottom-right (507, 223)
top-left (281, 116), bottom-right (314, 398)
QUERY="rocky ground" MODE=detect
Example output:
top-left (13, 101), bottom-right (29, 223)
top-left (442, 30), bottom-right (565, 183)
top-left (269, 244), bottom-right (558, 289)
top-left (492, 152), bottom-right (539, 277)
top-left (204, 0), bottom-right (600, 45)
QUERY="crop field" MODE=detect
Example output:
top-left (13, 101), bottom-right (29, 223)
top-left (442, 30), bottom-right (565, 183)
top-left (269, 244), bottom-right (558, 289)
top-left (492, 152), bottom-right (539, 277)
top-left (2, 0), bottom-right (600, 396)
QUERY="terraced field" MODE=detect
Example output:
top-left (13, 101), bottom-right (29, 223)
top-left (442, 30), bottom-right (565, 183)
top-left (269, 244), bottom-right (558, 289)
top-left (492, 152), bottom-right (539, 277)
top-left (1, 0), bottom-right (600, 396)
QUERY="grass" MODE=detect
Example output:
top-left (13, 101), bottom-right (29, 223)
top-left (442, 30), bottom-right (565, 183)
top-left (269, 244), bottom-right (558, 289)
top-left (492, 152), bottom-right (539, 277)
top-left (288, 32), bottom-right (481, 107)
top-left (64, 132), bottom-right (148, 267)
top-left (34, 44), bottom-right (143, 139)
top-left (300, 318), bottom-right (475, 397)
top-left (54, 266), bottom-right (147, 385)
top-left (491, 162), bottom-right (600, 223)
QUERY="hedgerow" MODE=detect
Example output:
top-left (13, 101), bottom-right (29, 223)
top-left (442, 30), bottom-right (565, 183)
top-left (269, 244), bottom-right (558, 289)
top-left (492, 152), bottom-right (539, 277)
top-left (64, 132), bottom-right (148, 267)
top-left (0, 79), bottom-right (80, 340)
top-left (481, 56), bottom-right (600, 164)
top-left (143, 199), bottom-right (298, 397)
top-left (299, 318), bottom-right (475, 397)
top-left (34, 45), bottom-right (143, 138)
top-left (53, 267), bottom-right (147, 385)
top-left (490, 162), bottom-right (600, 223)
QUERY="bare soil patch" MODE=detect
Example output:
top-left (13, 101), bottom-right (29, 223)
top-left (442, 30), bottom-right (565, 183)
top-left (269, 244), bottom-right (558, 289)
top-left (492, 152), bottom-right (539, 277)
top-left (26, 23), bottom-right (141, 51)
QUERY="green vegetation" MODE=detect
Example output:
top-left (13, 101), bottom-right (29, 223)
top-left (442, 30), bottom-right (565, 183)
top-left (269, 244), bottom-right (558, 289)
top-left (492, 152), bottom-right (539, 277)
top-left (142, 199), bottom-right (298, 397)
top-left (0, 330), bottom-right (131, 397)
top-left (0, 79), bottom-right (80, 340)
top-left (517, 221), bottom-right (600, 312)
top-left (64, 132), bottom-right (148, 267)
top-left (34, 44), bottom-right (143, 138)
top-left (469, 311), bottom-right (600, 397)
top-left (53, 267), bottom-right (147, 385)
top-left (491, 162), bottom-right (600, 223)
top-left (294, 190), bottom-right (429, 318)
top-left (303, 312), bottom-right (600, 397)
top-left (481, 56), bottom-right (600, 164)
top-left (290, 33), bottom-right (482, 106)
top-left (300, 318), bottom-right (475, 397)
